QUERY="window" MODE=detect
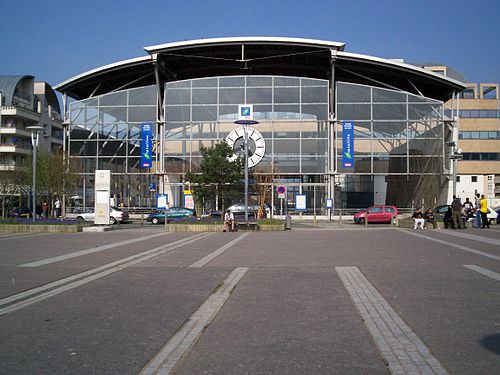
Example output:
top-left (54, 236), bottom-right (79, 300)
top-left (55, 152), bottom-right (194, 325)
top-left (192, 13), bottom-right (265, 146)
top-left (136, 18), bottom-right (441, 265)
top-left (471, 176), bottom-right (477, 183)
top-left (459, 88), bottom-right (475, 99)
top-left (456, 176), bottom-right (460, 182)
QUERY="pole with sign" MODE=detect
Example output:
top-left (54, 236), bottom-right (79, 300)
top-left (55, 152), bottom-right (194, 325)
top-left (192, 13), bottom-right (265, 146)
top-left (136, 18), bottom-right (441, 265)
top-left (234, 104), bottom-right (258, 223)
top-left (277, 185), bottom-right (286, 219)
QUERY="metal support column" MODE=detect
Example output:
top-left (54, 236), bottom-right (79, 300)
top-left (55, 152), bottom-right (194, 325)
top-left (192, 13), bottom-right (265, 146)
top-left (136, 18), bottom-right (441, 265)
top-left (153, 54), bottom-right (165, 195)
top-left (329, 49), bottom-right (337, 218)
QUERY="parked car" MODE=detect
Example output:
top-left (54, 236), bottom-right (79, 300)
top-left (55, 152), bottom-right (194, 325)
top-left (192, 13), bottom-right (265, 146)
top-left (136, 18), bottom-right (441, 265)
top-left (8, 207), bottom-right (31, 218)
top-left (147, 207), bottom-right (195, 224)
top-left (66, 207), bottom-right (129, 224)
top-left (353, 205), bottom-right (398, 224)
top-left (494, 206), bottom-right (500, 224)
top-left (227, 203), bottom-right (260, 216)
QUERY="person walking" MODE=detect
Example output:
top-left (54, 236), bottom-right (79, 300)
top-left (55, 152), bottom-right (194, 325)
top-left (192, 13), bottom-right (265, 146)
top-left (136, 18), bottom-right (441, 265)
top-left (479, 194), bottom-right (490, 229)
top-left (451, 195), bottom-right (464, 229)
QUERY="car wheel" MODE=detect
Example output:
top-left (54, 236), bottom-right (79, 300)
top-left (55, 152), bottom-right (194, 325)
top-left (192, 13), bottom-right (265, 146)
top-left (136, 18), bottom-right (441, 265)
top-left (359, 218), bottom-right (365, 225)
top-left (110, 217), bottom-right (117, 225)
top-left (76, 216), bottom-right (84, 223)
top-left (152, 217), bottom-right (159, 225)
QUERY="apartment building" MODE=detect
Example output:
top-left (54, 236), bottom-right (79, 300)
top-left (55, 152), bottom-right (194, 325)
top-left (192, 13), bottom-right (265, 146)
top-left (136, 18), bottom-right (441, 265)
top-left (421, 65), bottom-right (500, 207)
top-left (452, 82), bottom-right (499, 206)
top-left (0, 75), bottom-right (63, 198)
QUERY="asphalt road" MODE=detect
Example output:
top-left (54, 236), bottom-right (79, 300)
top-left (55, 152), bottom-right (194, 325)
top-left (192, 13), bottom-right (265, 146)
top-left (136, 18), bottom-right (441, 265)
top-left (0, 224), bottom-right (499, 374)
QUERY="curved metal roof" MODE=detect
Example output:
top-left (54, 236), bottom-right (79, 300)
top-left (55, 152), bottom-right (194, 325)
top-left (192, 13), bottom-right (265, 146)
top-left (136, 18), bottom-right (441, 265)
top-left (55, 37), bottom-right (465, 101)
top-left (0, 75), bottom-right (34, 105)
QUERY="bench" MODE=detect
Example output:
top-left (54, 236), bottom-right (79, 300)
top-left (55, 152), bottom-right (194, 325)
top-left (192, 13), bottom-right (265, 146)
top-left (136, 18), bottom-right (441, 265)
top-left (236, 221), bottom-right (259, 231)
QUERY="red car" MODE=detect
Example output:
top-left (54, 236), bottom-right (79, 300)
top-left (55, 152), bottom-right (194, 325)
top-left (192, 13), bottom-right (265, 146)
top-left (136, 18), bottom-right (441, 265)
top-left (353, 205), bottom-right (398, 224)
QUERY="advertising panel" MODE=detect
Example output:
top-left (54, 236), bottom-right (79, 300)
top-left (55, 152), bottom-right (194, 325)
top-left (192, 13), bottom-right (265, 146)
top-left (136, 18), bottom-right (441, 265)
top-left (140, 122), bottom-right (153, 168)
top-left (342, 120), bottom-right (354, 168)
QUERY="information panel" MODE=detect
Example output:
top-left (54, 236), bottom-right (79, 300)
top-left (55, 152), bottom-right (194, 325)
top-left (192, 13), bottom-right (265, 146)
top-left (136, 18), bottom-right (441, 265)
top-left (295, 194), bottom-right (307, 211)
top-left (94, 170), bottom-right (110, 225)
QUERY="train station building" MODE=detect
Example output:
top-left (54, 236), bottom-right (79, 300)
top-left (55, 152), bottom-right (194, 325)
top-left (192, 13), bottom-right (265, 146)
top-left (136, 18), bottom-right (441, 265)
top-left (54, 37), bottom-right (468, 212)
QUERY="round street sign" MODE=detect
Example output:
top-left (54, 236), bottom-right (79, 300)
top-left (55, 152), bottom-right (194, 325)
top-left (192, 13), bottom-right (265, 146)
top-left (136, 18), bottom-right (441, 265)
top-left (277, 185), bottom-right (286, 199)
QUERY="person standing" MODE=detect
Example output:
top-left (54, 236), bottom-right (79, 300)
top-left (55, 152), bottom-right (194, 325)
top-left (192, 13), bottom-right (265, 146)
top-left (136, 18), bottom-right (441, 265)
top-left (479, 194), bottom-right (490, 229)
top-left (451, 195), bottom-right (464, 229)
top-left (42, 201), bottom-right (48, 219)
top-left (474, 193), bottom-right (482, 228)
top-left (54, 198), bottom-right (61, 218)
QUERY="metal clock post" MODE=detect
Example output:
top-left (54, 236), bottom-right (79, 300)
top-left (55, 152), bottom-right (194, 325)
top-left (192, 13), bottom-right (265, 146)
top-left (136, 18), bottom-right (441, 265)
top-left (234, 119), bottom-right (259, 222)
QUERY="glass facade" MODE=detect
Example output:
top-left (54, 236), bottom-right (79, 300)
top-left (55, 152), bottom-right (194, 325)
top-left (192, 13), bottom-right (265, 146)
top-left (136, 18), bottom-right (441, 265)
top-left (68, 76), bottom-right (447, 210)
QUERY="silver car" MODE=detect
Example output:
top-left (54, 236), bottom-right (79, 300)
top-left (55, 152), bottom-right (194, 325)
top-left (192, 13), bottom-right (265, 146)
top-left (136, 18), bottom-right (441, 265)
top-left (66, 207), bottom-right (128, 224)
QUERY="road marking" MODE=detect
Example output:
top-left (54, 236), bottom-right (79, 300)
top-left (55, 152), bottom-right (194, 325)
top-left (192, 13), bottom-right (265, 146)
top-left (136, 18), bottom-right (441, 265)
top-left (19, 232), bottom-right (170, 267)
top-left (463, 265), bottom-right (500, 281)
top-left (430, 230), bottom-right (500, 247)
top-left (336, 266), bottom-right (448, 375)
top-left (403, 230), bottom-right (500, 261)
top-left (188, 233), bottom-right (250, 268)
top-left (139, 267), bottom-right (249, 375)
top-left (0, 233), bottom-right (49, 241)
top-left (0, 233), bottom-right (211, 316)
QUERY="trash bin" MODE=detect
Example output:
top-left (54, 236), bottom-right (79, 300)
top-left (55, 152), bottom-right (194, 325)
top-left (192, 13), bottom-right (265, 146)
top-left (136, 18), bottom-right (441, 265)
top-left (285, 214), bottom-right (292, 230)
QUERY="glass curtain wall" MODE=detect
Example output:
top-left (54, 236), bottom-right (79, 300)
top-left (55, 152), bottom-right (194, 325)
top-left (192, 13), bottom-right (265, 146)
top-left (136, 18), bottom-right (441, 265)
top-left (67, 77), bottom-right (447, 211)
top-left (336, 82), bottom-right (446, 208)
top-left (164, 76), bottom-right (329, 209)
top-left (68, 85), bottom-right (157, 208)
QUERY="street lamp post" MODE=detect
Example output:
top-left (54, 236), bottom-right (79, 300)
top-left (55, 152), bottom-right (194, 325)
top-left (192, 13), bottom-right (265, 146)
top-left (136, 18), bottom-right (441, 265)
top-left (27, 126), bottom-right (44, 221)
top-left (448, 141), bottom-right (463, 198)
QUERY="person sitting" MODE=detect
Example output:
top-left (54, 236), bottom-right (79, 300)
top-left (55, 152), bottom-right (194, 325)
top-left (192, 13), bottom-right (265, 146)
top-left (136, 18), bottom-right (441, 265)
top-left (424, 208), bottom-right (437, 229)
top-left (223, 209), bottom-right (235, 232)
top-left (444, 206), bottom-right (454, 229)
top-left (412, 208), bottom-right (425, 230)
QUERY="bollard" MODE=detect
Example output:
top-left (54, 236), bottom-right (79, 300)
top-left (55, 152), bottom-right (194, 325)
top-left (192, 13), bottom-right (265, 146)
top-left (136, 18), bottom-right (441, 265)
top-left (141, 213), bottom-right (144, 226)
top-left (339, 209), bottom-right (343, 226)
top-left (285, 214), bottom-right (292, 230)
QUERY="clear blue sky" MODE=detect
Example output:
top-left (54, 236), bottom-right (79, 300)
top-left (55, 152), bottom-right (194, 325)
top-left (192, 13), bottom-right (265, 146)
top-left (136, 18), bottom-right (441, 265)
top-left (2, 0), bottom-right (500, 90)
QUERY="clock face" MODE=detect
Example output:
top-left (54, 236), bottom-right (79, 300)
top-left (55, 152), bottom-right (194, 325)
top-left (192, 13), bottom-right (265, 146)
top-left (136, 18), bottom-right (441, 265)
top-left (225, 127), bottom-right (266, 168)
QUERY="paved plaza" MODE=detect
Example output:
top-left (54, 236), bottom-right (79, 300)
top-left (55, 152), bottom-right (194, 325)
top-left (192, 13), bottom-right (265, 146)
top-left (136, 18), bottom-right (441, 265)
top-left (0, 224), bottom-right (499, 374)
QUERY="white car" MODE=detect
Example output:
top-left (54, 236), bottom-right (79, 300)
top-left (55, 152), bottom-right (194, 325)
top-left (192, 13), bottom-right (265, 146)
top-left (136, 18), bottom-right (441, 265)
top-left (66, 207), bottom-right (128, 224)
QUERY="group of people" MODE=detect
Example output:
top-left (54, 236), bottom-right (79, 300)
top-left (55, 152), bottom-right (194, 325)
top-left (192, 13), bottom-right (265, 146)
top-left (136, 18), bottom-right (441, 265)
top-left (413, 193), bottom-right (491, 230)
top-left (412, 208), bottom-right (437, 230)
top-left (448, 194), bottom-right (490, 229)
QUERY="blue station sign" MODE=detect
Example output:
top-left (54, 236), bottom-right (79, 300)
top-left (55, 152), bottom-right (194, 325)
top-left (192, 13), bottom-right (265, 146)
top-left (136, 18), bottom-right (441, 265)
top-left (342, 120), bottom-right (354, 168)
top-left (140, 122), bottom-right (153, 168)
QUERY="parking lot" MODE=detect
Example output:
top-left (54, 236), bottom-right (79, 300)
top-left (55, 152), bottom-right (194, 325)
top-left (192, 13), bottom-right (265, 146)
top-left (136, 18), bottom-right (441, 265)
top-left (0, 224), bottom-right (499, 374)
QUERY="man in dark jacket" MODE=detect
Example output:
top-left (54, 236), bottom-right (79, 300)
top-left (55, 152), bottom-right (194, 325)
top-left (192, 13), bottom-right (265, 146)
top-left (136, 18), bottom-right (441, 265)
top-left (451, 195), bottom-right (464, 229)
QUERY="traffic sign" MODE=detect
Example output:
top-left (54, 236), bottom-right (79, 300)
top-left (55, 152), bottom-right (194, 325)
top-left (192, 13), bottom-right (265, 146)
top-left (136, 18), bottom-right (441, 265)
top-left (277, 185), bottom-right (286, 199)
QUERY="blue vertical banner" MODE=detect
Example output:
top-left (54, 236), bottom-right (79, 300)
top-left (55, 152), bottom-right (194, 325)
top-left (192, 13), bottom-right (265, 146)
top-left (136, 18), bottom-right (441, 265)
top-left (140, 122), bottom-right (153, 168)
top-left (342, 120), bottom-right (354, 168)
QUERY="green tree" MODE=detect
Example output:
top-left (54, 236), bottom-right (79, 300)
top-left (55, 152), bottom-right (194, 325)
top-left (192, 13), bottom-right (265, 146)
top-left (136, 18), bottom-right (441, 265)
top-left (186, 142), bottom-right (244, 214)
top-left (24, 151), bottom-right (80, 216)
